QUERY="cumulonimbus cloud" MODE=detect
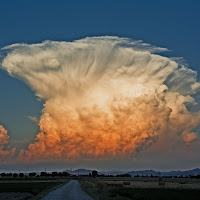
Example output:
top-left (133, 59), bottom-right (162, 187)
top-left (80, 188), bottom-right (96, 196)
top-left (0, 125), bottom-right (15, 160)
top-left (1, 36), bottom-right (200, 162)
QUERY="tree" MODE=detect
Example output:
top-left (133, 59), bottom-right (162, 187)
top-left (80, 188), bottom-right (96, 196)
top-left (40, 172), bottom-right (47, 177)
top-left (1, 173), bottom-right (6, 177)
top-left (19, 173), bottom-right (24, 177)
top-left (29, 172), bottom-right (36, 177)
top-left (62, 172), bottom-right (70, 177)
top-left (52, 172), bottom-right (58, 177)
top-left (92, 170), bottom-right (98, 178)
top-left (7, 173), bottom-right (12, 177)
top-left (13, 173), bottom-right (18, 177)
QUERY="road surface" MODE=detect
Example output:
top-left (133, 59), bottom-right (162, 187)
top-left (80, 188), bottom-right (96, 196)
top-left (41, 180), bottom-right (93, 200)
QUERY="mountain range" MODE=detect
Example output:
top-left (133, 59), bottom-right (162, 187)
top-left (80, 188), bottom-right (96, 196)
top-left (64, 168), bottom-right (200, 177)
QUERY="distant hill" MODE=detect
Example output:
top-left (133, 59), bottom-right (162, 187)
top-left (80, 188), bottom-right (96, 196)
top-left (160, 168), bottom-right (200, 177)
top-left (64, 168), bottom-right (200, 177)
top-left (64, 168), bottom-right (93, 175)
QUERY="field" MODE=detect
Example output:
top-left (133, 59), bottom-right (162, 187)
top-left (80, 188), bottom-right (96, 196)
top-left (0, 177), bottom-right (68, 200)
top-left (1, 176), bottom-right (200, 199)
top-left (80, 177), bottom-right (200, 200)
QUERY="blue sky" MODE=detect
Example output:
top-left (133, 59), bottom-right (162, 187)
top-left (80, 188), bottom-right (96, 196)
top-left (0, 0), bottom-right (200, 170)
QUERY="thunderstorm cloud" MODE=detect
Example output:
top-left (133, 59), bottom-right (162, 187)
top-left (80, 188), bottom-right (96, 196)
top-left (1, 36), bottom-right (200, 162)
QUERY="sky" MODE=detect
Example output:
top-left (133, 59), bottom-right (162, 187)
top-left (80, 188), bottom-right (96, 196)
top-left (0, 0), bottom-right (200, 172)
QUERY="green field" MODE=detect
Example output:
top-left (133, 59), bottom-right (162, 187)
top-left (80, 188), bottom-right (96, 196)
top-left (0, 182), bottom-right (62, 194)
top-left (0, 178), bottom-right (68, 199)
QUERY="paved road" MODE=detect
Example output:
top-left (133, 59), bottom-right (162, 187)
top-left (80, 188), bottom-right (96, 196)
top-left (41, 180), bottom-right (93, 200)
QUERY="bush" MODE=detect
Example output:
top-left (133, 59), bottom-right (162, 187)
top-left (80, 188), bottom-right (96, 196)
top-left (13, 173), bottom-right (18, 177)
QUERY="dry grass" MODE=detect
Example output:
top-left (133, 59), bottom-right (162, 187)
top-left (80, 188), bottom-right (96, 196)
top-left (92, 177), bottom-right (200, 189)
top-left (80, 177), bottom-right (200, 200)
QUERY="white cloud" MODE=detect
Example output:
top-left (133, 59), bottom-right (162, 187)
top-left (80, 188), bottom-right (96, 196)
top-left (28, 116), bottom-right (38, 123)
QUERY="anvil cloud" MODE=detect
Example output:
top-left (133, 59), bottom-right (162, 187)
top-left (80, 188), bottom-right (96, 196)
top-left (1, 36), bottom-right (200, 162)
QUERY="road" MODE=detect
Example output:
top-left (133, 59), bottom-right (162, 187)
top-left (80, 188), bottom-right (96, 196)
top-left (41, 180), bottom-right (93, 200)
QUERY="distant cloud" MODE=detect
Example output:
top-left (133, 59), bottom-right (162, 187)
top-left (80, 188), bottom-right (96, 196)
top-left (0, 125), bottom-right (15, 161)
top-left (1, 36), bottom-right (200, 162)
top-left (28, 116), bottom-right (38, 123)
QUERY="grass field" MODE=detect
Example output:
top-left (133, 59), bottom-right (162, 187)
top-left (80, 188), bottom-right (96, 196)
top-left (1, 177), bottom-right (200, 199)
top-left (0, 182), bottom-right (63, 193)
top-left (109, 188), bottom-right (200, 200)
top-left (80, 177), bottom-right (200, 200)
top-left (0, 177), bottom-right (68, 199)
